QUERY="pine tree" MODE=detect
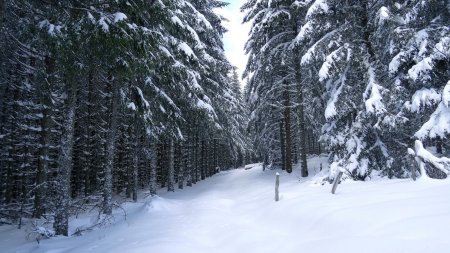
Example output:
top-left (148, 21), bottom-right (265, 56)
top-left (381, 0), bottom-right (450, 177)
top-left (242, 0), bottom-right (314, 173)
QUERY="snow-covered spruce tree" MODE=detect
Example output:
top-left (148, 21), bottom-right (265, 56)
top-left (206, 2), bottom-right (252, 171)
top-left (295, 0), bottom-right (393, 180)
top-left (242, 0), bottom-right (317, 175)
top-left (382, 0), bottom-right (450, 178)
top-left (170, 0), bottom-right (250, 176)
top-left (243, 0), bottom-right (293, 172)
top-left (68, 1), bottom-right (147, 216)
top-left (225, 68), bottom-right (252, 167)
top-left (43, 2), bottom-right (80, 236)
top-left (154, 0), bottom-right (222, 188)
top-left (412, 82), bottom-right (450, 178)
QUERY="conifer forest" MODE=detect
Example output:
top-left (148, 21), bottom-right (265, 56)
top-left (1, 0), bottom-right (250, 236)
top-left (1, 1), bottom-right (450, 252)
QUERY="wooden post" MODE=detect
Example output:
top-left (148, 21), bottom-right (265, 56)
top-left (275, 172), bottom-right (280, 201)
top-left (331, 171), bottom-right (343, 194)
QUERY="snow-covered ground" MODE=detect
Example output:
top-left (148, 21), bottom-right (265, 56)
top-left (2, 155), bottom-right (450, 253)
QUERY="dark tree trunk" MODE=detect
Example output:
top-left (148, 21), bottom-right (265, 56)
top-left (293, 141), bottom-right (298, 164)
top-left (298, 87), bottom-right (308, 177)
top-left (178, 142), bottom-right (184, 189)
top-left (54, 78), bottom-right (78, 236)
top-left (186, 128), bottom-right (193, 187)
top-left (193, 120), bottom-right (199, 183)
top-left (84, 70), bottom-right (94, 197)
top-left (149, 138), bottom-right (158, 196)
top-left (263, 153), bottom-right (269, 171)
top-left (158, 142), bottom-right (166, 188)
top-left (34, 56), bottom-right (53, 218)
top-left (34, 104), bottom-right (50, 218)
top-left (132, 119), bottom-right (139, 202)
top-left (103, 77), bottom-right (119, 215)
top-left (284, 87), bottom-right (293, 173)
top-left (213, 139), bottom-right (217, 171)
top-left (293, 49), bottom-right (308, 177)
top-left (279, 121), bottom-right (286, 170)
top-left (200, 140), bottom-right (206, 180)
top-left (436, 137), bottom-right (443, 154)
top-left (167, 139), bottom-right (175, 192)
top-left (291, 11), bottom-right (309, 177)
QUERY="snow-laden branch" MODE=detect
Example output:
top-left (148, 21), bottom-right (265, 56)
top-left (411, 140), bottom-right (450, 178)
top-left (415, 81), bottom-right (450, 139)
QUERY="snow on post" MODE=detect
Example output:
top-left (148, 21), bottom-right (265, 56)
top-left (275, 172), bottom-right (280, 202)
top-left (331, 171), bottom-right (343, 194)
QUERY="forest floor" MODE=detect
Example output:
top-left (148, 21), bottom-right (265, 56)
top-left (2, 155), bottom-right (450, 253)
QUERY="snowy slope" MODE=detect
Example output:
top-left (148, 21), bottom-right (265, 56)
top-left (3, 156), bottom-right (450, 253)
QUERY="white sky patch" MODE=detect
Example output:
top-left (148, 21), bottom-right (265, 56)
top-left (215, 0), bottom-right (250, 88)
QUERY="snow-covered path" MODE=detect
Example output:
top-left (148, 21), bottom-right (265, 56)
top-left (3, 161), bottom-right (450, 253)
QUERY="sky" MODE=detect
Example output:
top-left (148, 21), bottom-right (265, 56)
top-left (216, 0), bottom-right (251, 86)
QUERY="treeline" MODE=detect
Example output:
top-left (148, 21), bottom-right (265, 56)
top-left (0, 1), bottom-right (250, 235)
top-left (243, 0), bottom-right (449, 178)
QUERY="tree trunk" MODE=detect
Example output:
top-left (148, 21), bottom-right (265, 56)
top-left (284, 87), bottom-right (293, 173)
top-left (213, 139), bottom-right (217, 171)
top-left (263, 153), bottom-right (269, 171)
top-left (193, 120), bottom-right (199, 183)
top-left (167, 139), bottom-right (175, 192)
top-left (132, 119), bottom-right (139, 202)
top-left (186, 130), bottom-right (193, 187)
top-left (54, 79), bottom-right (77, 236)
top-left (436, 136), bottom-right (443, 154)
top-left (34, 56), bottom-right (53, 218)
top-left (279, 121), bottom-right (286, 170)
top-left (157, 142), bottom-right (165, 188)
top-left (103, 77), bottom-right (119, 215)
top-left (294, 56), bottom-right (308, 177)
top-left (200, 140), bottom-right (206, 180)
top-left (84, 70), bottom-right (94, 197)
top-left (298, 87), bottom-right (308, 177)
top-left (178, 142), bottom-right (184, 189)
top-left (149, 138), bottom-right (158, 196)
top-left (34, 104), bottom-right (50, 218)
top-left (293, 141), bottom-right (298, 164)
top-left (291, 12), bottom-right (309, 176)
